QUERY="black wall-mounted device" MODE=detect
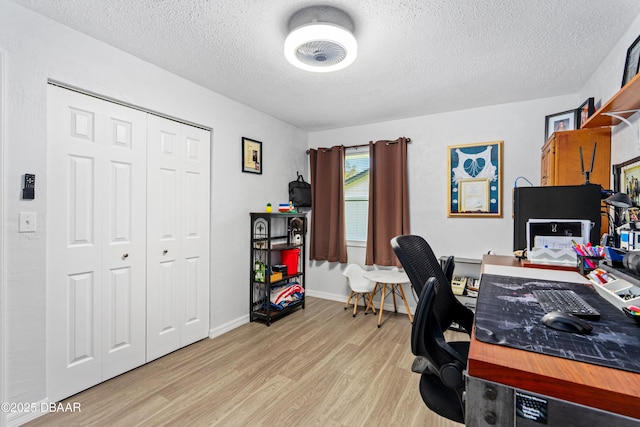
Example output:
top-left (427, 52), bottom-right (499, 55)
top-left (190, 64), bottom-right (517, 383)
top-left (23, 174), bottom-right (35, 199)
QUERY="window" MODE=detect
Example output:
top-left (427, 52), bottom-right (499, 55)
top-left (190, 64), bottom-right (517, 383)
top-left (344, 147), bottom-right (370, 243)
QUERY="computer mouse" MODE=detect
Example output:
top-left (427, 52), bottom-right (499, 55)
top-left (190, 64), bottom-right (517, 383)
top-left (541, 311), bottom-right (593, 334)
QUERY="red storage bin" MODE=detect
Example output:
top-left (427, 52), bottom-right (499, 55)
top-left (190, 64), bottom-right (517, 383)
top-left (281, 248), bottom-right (300, 275)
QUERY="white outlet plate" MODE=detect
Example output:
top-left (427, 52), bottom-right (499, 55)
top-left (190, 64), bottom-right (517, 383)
top-left (19, 212), bottom-right (36, 232)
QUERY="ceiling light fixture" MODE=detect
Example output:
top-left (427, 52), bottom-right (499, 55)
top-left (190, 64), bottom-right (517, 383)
top-left (284, 6), bottom-right (357, 73)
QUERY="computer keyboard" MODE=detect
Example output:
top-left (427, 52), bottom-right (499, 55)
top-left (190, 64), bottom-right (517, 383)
top-left (532, 289), bottom-right (600, 320)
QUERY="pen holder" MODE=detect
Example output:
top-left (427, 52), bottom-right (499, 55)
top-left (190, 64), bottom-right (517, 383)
top-left (577, 255), bottom-right (602, 275)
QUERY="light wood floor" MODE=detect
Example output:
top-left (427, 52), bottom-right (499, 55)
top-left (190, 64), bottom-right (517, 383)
top-left (26, 297), bottom-right (466, 427)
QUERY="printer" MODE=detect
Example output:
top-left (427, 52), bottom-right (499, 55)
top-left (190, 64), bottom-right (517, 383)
top-left (526, 219), bottom-right (591, 265)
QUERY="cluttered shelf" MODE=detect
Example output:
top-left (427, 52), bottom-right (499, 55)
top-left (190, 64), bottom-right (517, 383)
top-left (251, 295), bottom-right (304, 321)
top-left (251, 270), bottom-right (304, 322)
top-left (250, 212), bottom-right (306, 326)
top-left (438, 255), bottom-right (481, 307)
top-left (254, 272), bottom-right (304, 287)
top-left (588, 261), bottom-right (640, 306)
top-left (451, 275), bottom-right (481, 298)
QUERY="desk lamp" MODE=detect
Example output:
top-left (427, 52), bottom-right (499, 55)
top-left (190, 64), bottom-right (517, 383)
top-left (605, 192), bottom-right (633, 208)
top-left (604, 192), bottom-right (633, 247)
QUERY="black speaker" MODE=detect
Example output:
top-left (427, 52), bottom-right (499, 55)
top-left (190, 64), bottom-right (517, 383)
top-left (513, 184), bottom-right (602, 251)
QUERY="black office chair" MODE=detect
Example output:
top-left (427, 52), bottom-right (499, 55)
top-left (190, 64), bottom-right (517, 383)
top-left (390, 235), bottom-right (473, 334)
top-left (442, 255), bottom-right (455, 285)
top-left (390, 235), bottom-right (474, 423)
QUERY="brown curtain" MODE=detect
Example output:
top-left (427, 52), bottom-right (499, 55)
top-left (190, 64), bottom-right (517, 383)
top-left (309, 146), bottom-right (348, 263)
top-left (365, 137), bottom-right (410, 267)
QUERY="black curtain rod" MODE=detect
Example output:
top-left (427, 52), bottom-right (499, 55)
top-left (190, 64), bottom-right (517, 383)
top-left (306, 137), bottom-right (411, 154)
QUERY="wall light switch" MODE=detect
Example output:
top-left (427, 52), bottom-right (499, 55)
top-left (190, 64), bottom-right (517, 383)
top-left (19, 212), bottom-right (36, 232)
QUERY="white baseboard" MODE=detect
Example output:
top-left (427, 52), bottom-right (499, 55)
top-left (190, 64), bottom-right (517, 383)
top-left (6, 398), bottom-right (49, 427)
top-left (206, 289), bottom-right (417, 341)
top-left (305, 289), bottom-right (345, 302)
top-left (209, 314), bottom-right (249, 339)
top-left (306, 289), bottom-right (416, 314)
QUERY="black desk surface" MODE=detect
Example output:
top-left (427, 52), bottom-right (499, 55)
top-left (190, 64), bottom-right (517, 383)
top-left (474, 273), bottom-right (640, 374)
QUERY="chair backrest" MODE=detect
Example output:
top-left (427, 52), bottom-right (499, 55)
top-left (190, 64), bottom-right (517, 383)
top-left (342, 264), bottom-right (375, 293)
top-left (411, 278), bottom-right (466, 422)
top-left (442, 255), bottom-right (455, 284)
top-left (390, 234), bottom-right (473, 333)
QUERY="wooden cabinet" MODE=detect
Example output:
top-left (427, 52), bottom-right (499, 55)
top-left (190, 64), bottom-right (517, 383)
top-left (541, 127), bottom-right (611, 187)
top-left (540, 127), bottom-right (611, 237)
top-left (540, 139), bottom-right (555, 186)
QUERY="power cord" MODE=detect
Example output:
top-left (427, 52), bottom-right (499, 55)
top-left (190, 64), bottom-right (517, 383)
top-left (513, 176), bottom-right (533, 187)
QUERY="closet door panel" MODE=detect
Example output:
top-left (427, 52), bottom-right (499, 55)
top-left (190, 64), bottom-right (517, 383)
top-left (147, 116), bottom-right (210, 359)
top-left (147, 119), bottom-right (184, 361)
top-left (47, 87), bottom-right (104, 402)
top-left (66, 272), bottom-right (98, 365)
top-left (66, 154), bottom-right (100, 368)
top-left (101, 103), bottom-right (147, 379)
top-left (181, 127), bottom-right (210, 346)
top-left (159, 260), bottom-right (178, 326)
top-left (155, 258), bottom-right (180, 357)
top-left (68, 155), bottom-right (96, 246)
top-left (184, 256), bottom-right (200, 324)
top-left (103, 266), bottom-right (134, 371)
top-left (47, 86), bottom-right (147, 401)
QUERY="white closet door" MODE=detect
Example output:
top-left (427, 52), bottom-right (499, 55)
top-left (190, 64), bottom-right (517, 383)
top-left (146, 115), bottom-right (210, 362)
top-left (47, 86), bottom-right (147, 402)
top-left (99, 99), bottom-right (147, 380)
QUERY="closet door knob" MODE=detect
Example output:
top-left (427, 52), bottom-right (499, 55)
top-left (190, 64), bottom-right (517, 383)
top-left (122, 253), bottom-right (129, 259)
top-left (163, 250), bottom-right (168, 255)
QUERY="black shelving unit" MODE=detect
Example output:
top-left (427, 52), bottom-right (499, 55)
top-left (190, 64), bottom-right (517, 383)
top-left (250, 212), bottom-right (306, 326)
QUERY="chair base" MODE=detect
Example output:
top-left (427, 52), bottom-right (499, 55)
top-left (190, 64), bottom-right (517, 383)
top-left (419, 373), bottom-right (465, 423)
top-left (344, 291), bottom-right (376, 317)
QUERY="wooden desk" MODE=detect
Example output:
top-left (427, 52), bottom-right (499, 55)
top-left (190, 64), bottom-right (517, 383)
top-left (466, 255), bottom-right (640, 426)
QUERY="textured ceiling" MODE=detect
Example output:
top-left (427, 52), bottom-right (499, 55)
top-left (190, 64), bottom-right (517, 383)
top-left (9, 0), bottom-right (640, 131)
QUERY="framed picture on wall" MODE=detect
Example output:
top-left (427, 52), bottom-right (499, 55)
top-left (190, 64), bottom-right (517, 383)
top-left (545, 109), bottom-right (577, 140)
top-left (447, 140), bottom-right (503, 217)
top-left (622, 34), bottom-right (640, 88)
top-left (613, 155), bottom-right (640, 206)
top-left (577, 97), bottom-right (595, 128)
top-left (458, 178), bottom-right (490, 212)
top-left (242, 137), bottom-right (262, 174)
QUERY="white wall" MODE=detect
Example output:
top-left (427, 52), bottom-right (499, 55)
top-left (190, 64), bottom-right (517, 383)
top-left (0, 0), bottom-right (307, 412)
top-left (305, 95), bottom-right (578, 304)
top-left (581, 12), bottom-right (640, 168)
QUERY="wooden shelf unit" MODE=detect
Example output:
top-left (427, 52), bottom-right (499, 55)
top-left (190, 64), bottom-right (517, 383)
top-left (582, 72), bottom-right (640, 129)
